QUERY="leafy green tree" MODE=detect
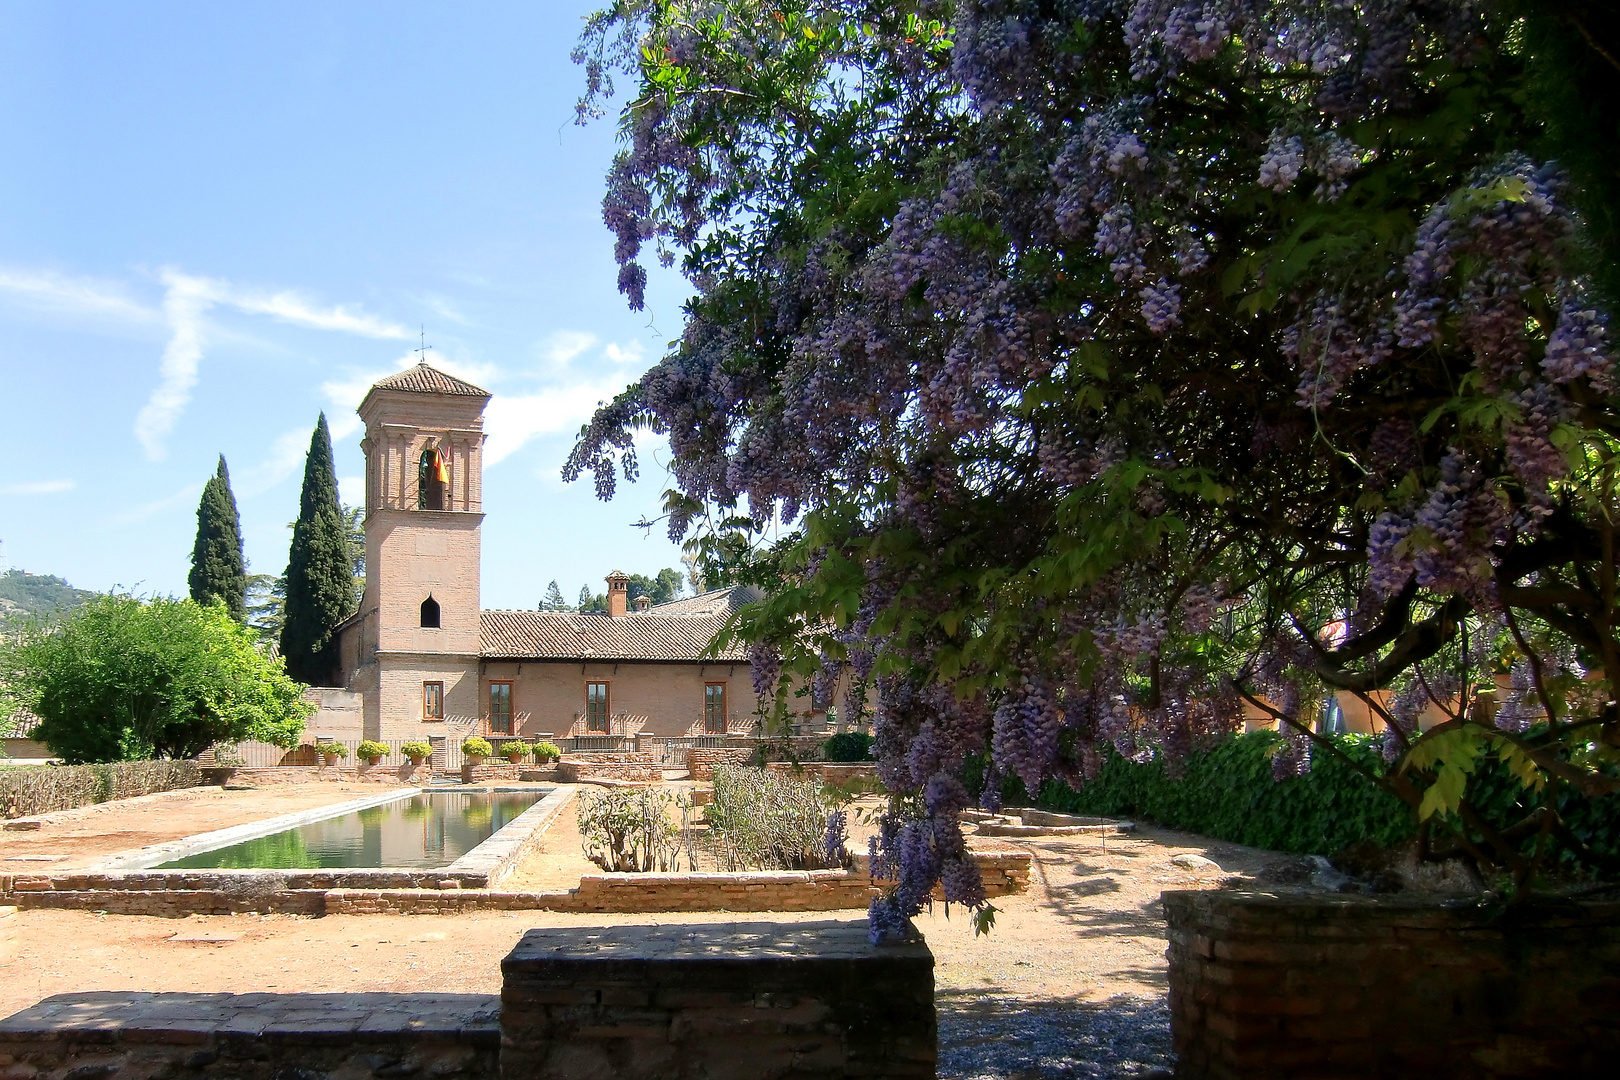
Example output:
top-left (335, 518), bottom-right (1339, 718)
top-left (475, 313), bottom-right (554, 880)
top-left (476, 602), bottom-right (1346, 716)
top-left (279, 415), bottom-right (355, 685)
top-left (187, 455), bottom-right (247, 622)
top-left (541, 581), bottom-right (570, 611)
top-left (245, 573), bottom-right (285, 649)
top-left (0, 594), bottom-right (310, 762)
top-left (578, 586), bottom-right (607, 613)
top-left (625, 568), bottom-right (685, 605)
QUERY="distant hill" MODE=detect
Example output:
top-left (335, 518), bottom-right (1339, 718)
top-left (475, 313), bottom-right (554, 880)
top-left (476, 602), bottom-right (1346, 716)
top-left (0, 570), bottom-right (97, 627)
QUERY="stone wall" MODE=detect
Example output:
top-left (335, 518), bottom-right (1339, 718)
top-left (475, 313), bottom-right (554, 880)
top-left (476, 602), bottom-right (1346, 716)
top-left (686, 746), bottom-right (753, 779)
top-left (462, 763), bottom-right (521, 784)
top-left (765, 762), bottom-right (880, 783)
top-left (556, 759), bottom-right (663, 783)
top-left (498, 921), bottom-right (935, 1080)
top-left (854, 848), bottom-right (1030, 898)
top-left (199, 764), bottom-right (428, 786)
top-left (1164, 889), bottom-right (1620, 1079)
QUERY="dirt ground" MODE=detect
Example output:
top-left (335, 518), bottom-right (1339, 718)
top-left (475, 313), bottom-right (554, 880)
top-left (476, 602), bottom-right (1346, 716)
top-left (0, 791), bottom-right (1272, 1020)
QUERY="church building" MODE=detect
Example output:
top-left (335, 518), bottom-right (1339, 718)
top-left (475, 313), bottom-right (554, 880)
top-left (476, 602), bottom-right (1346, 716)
top-left (330, 363), bottom-right (762, 746)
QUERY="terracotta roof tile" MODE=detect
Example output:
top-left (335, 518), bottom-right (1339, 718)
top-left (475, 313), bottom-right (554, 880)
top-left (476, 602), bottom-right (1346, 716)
top-left (1, 707), bottom-right (40, 739)
top-left (370, 363), bottom-right (489, 398)
top-left (649, 584), bottom-right (762, 616)
top-left (480, 610), bottom-right (748, 662)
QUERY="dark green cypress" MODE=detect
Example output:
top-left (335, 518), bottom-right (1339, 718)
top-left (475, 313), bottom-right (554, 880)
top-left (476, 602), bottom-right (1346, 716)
top-left (187, 455), bottom-right (247, 621)
top-left (279, 414), bottom-right (356, 685)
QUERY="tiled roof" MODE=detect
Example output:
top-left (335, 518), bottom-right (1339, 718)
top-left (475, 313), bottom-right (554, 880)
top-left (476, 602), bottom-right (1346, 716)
top-left (650, 584), bottom-right (762, 616)
top-left (370, 363), bottom-right (489, 398)
top-left (480, 609), bottom-right (748, 662)
top-left (1, 707), bottom-right (40, 739)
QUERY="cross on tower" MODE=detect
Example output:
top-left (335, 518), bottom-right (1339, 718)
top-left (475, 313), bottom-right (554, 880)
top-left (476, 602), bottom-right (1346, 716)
top-left (414, 326), bottom-right (432, 364)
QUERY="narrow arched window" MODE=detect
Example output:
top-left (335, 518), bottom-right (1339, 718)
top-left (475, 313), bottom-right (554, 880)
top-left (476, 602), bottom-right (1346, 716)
top-left (420, 596), bottom-right (441, 628)
top-left (418, 446), bottom-right (447, 510)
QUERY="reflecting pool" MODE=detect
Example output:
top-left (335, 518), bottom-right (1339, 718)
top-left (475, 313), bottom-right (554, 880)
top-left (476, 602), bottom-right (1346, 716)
top-left (157, 790), bottom-right (546, 870)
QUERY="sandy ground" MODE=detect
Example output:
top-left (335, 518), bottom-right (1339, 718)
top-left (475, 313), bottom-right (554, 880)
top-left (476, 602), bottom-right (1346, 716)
top-left (0, 800), bottom-right (1270, 1018)
top-left (0, 784), bottom-right (412, 870)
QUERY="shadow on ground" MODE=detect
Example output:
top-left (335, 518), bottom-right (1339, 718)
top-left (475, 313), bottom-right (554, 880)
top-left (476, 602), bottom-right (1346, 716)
top-left (936, 989), bottom-right (1173, 1079)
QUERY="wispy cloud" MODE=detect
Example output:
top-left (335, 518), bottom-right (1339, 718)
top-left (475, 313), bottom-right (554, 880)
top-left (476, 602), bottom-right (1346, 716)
top-left (603, 340), bottom-right (646, 366)
top-left (1, 479), bottom-right (75, 496)
top-left (0, 267), bottom-right (159, 325)
top-left (541, 330), bottom-right (599, 368)
top-left (111, 481), bottom-right (203, 525)
top-left (131, 269), bottom-right (413, 460)
top-left (234, 428), bottom-right (312, 498)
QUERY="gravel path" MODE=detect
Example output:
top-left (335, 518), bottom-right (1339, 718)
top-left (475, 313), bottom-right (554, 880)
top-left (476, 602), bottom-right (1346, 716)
top-left (938, 993), bottom-right (1173, 1079)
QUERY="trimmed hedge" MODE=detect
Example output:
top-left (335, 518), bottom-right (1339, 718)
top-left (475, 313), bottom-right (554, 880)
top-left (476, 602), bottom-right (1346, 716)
top-left (823, 731), bottom-right (875, 762)
top-left (0, 759), bottom-right (202, 818)
top-left (1028, 733), bottom-right (1412, 855)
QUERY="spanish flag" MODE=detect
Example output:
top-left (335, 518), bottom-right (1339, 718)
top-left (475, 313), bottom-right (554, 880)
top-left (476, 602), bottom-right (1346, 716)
top-left (431, 446), bottom-right (450, 483)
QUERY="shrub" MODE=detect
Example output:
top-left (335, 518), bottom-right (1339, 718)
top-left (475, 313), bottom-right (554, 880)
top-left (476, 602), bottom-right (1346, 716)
top-left (356, 740), bottom-right (389, 761)
top-left (314, 741), bottom-right (347, 759)
top-left (0, 760), bottom-right (201, 818)
top-left (578, 787), bottom-right (692, 872)
top-left (461, 736), bottom-right (493, 759)
top-left (822, 732), bottom-right (874, 763)
top-left (400, 740), bottom-right (433, 761)
top-left (708, 763), bottom-right (845, 871)
top-left (533, 741), bottom-right (561, 762)
top-left (500, 740), bottom-right (532, 759)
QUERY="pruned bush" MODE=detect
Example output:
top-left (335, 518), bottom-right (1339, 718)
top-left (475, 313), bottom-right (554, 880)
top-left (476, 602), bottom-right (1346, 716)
top-left (578, 787), bottom-right (692, 872)
top-left (708, 763), bottom-right (846, 871)
top-left (356, 740), bottom-right (389, 761)
top-left (314, 741), bottom-right (347, 759)
top-left (0, 759), bottom-right (201, 818)
top-left (533, 741), bottom-right (561, 762)
top-left (823, 732), bottom-right (874, 762)
top-left (401, 740), bottom-right (433, 761)
top-left (499, 740), bottom-right (532, 760)
top-left (461, 736), bottom-right (493, 759)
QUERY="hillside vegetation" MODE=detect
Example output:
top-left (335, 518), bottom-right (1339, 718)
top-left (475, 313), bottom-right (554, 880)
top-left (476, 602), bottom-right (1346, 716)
top-left (0, 570), bottom-right (96, 628)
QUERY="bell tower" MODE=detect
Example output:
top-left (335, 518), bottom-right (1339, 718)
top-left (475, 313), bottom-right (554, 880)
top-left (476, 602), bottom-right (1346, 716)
top-left (342, 362), bottom-right (489, 738)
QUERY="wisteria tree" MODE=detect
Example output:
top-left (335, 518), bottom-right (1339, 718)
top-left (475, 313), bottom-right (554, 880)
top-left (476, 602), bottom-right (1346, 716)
top-left (566, 0), bottom-right (1620, 938)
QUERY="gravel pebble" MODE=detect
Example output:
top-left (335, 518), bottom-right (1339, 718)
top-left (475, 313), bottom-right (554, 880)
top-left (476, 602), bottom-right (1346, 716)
top-left (938, 993), bottom-right (1173, 1079)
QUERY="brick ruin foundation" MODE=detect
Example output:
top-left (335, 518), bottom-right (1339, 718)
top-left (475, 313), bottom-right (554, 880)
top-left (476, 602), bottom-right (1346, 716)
top-left (0, 921), bottom-right (935, 1080)
top-left (1164, 889), bottom-right (1620, 1079)
top-left (500, 920), bottom-right (935, 1079)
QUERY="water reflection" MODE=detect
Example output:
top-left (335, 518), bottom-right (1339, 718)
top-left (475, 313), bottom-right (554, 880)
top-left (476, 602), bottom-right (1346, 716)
top-left (159, 791), bottom-right (543, 870)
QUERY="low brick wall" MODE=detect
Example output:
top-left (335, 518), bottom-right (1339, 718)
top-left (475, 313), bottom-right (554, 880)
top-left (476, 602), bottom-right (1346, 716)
top-left (854, 848), bottom-right (1030, 898)
top-left (556, 760), bottom-right (663, 783)
top-left (0, 991), bottom-right (498, 1079)
top-left (499, 921), bottom-right (935, 1079)
top-left (765, 762), bottom-right (879, 783)
top-left (686, 747), bottom-right (753, 779)
top-left (1165, 889), bottom-right (1620, 1079)
top-left (201, 764), bottom-right (427, 786)
top-left (567, 752), bottom-right (654, 763)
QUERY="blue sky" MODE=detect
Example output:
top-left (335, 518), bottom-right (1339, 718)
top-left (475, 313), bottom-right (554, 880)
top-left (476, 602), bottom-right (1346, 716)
top-left (0, 1), bottom-right (695, 609)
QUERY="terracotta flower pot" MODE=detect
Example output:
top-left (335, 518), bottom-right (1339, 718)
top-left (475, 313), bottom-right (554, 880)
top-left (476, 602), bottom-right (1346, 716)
top-left (407, 755), bottom-right (427, 766)
top-left (365, 756), bottom-right (383, 766)
top-left (321, 753), bottom-right (339, 766)
top-left (467, 755), bottom-right (486, 766)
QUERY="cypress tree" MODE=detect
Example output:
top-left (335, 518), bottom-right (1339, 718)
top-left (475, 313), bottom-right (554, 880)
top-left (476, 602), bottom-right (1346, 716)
top-left (279, 414), bottom-right (356, 685)
top-left (187, 455), bottom-right (247, 621)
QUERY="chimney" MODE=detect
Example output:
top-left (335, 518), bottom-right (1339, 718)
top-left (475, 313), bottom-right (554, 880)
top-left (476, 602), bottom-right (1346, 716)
top-left (606, 570), bottom-right (630, 618)
top-left (634, 595), bottom-right (651, 613)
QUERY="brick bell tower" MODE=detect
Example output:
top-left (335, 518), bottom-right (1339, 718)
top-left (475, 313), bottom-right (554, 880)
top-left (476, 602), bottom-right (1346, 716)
top-left (338, 362), bottom-right (489, 739)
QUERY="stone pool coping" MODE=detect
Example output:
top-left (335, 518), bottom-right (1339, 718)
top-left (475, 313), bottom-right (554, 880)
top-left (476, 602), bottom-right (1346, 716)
top-left (16, 786), bottom-right (576, 892)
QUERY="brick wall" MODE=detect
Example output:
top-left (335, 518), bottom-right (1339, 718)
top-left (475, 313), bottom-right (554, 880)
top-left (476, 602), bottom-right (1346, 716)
top-left (854, 849), bottom-right (1030, 898)
top-left (498, 921), bottom-right (935, 1079)
top-left (1164, 889), bottom-right (1620, 1079)
top-left (556, 760), bottom-right (663, 783)
top-left (462, 763), bottom-right (521, 784)
top-left (686, 747), bottom-right (752, 779)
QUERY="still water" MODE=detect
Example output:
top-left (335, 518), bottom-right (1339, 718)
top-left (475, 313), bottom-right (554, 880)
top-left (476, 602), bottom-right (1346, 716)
top-left (157, 790), bottom-right (546, 870)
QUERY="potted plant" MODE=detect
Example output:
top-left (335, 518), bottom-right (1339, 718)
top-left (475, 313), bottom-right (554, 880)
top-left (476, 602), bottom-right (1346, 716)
top-left (314, 742), bottom-right (347, 767)
top-left (533, 741), bottom-right (561, 764)
top-left (401, 740), bottom-right (433, 766)
top-left (356, 740), bottom-right (389, 766)
top-left (502, 740), bottom-right (532, 764)
top-left (461, 736), bottom-right (492, 765)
